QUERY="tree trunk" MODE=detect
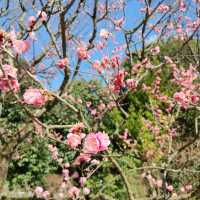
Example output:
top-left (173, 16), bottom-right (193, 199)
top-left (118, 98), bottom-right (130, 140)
top-left (0, 155), bottom-right (9, 192)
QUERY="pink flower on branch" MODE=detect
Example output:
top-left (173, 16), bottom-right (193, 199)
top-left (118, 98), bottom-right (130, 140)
top-left (0, 64), bottom-right (19, 93)
top-left (23, 88), bottom-right (47, 106)
top-left (28, 16), bottom-right (36, 28)
top-left (76, 46), bottom-right (89, 60)
top-left (37, 11), bottom-right (47, 23)
top-left (66, 133), bottom-right (82, 149)
top-left (83, 132), bottom-right (110, 154)
top-left (100, 28), bottom-right (111, 39)
top-left (56, 58), bottom-right (69, 69)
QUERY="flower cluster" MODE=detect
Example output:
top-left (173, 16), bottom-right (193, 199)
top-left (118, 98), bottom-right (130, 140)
top-left (0, 64), bottom-right (19, 93)
top-left (23, 88), bottom-right (47, 106)
top-left (76, 46), bottom-right (89, 60)
top-left (56, 58), bottom-right (69, 69)
top-left (34, 186), bottom-right (49, 199)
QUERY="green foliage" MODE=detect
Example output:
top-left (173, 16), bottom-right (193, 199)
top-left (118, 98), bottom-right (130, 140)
top-left (7, 136), bottom-right (55, 188)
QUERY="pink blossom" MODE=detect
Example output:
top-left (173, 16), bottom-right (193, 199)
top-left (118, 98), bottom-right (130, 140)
top-left (83, 132), bottom-right (110, 154)
top-left (97, 103), bottom-right (106, 112)
top-left (63, 162), bottom-right (70, 168)
top-left (66, 133), bottom-right (82, 149)
top-left (112, 70), bottom-right (126, 93)
top-left (86, 101), bottom-right (92, 108)
top-left (157, 4), bottom-right (170, 13)
top-left (101, 56), bottom-right (110, 68)
top-left (73, 153), bottom-right (91, 165)
top-left (68, 186), bottom-right (80, 199)
top-left (100, 28), bottom-right (111, 39)
top-left (12, 39), bottom-right (29, 54)
top-left (72, 171), bottom-right (79, 178)
top-left (179, 0), bottom-right (186, 12)
top-left (91, 159), bottom-right (100, 165)
top-left (126, 79), bottom-right (137, 90)
top-left (79, 177), bottom-right (87, 187)
top-left (37, 11), bottom-right (47, 22)
top-left (62, 169), bottom-right (69, 181)
top-left (48, 144), bottom-right (59, 160)
top-left (0, 64), bottom-right (17, 78)
top-left (76, 46), bottom-right (89, 60)
top-left (69, 123), bottom-right (85, 134)
top-left (42, 191), bottom-right (50, 199)
top-left (23, 88), bottom-right (46, 106)
top-left (28, 16), bottom-right (36, 28)
top-left (191, 94), bottom-right (199, 104)
top-left (83, 187), bottom-right (90, 195)
top-left (56, 58), bottom-right (69, 69)
top-left (156, 179), bottom-right (163, 188)
top-left (113, 18), bottom-right (124, 28)
top-left (92, 60), bottom-right (102, 73)
top-left (91, 109), bottom-right (97, 116)
top-left (107, 101), bottom-right (116, 110)
top-left (111, 56), bottom-right (120, 68)
top-left (96, 132), bottom-right (110, 151)
top-left (180, 186), bottom-right (186, 193)
top-left (0, 65), bottom-right (19, 93)
top-left (185, 184), bottom-right (192, 192)
top-left (0, 79), bottom-right (19, 93)
top-left (10, 30), bottom-right (29, 54)
top-left (83, 133), bottom-right (99, 154)
top-left (166, 184), bottom-right (173, 192)
top-left (34, 186), bottom-right (43, 198)
top-left (173, 91), bottom-right (187, 107)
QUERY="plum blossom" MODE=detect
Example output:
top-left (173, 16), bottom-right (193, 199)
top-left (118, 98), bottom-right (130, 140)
top-left (83, 132), bottom-right (110, 154)
top-left (56, 58), bottom-right (69, 69)
top-left (0, 64), bottom-right (19, 93)
top-left (69, 123), bottom-right (85, 134)
top-left (172, 65), bottom-right (197, 89)
top-left (37, 11), bottom-right (47, 22)
top-left (166, 184), bottom-right (173, 192)
top-left (126, 79), bottom-right (137, 90)
top-left (111, 56), bottom-right (120, 68)
top-left (185, 184), bottom-right (192, 192)
top-left (13, 40), bottom-right (29, 54)
top-left (68, 186), bottom-right (80, 198)
top-left (34, 186), bottom-right (49, 199)
top-left (79, 177), bottom-right (87, 187)
top-left (62, 169), bottom-right (69, 181)
top-left (92, 60), bottom-right (102, 73)
top-left (113, 18), bottom-right (124, 30)
top-left (72, 171), bottom-right (79, 178)
top-left (76, 46), bottom-right (89, 60)
top-left (73, 153), bottom-right (91, 165)
top-left (100, 28), bottom-right (111, 39)
top-left (23, 88), bottom-right (47, 106)
top-left (48, 144), bottom-right (59, 160)
top-left (66, 133), bottom-right (82, 149)
top-left (34, 186), bottom-right (43, 198)
top-left (42, 191), bottom-right (50, 199)
top-left (28, 16), bottom-right (36, 28)
top-left (112, 70), bottom-right (126, 93)
top-left (157, 4), bottom-right (170, 13)
top-left (179, 0), bottom-right (186, 12)
top-left (10, 31), bottom-right (29, 54)
top-left (101, 56), bottom-right (110, 68)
